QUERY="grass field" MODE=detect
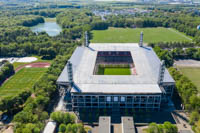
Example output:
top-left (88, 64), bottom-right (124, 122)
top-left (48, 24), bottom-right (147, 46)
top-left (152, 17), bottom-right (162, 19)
top-left (98, 67), bottom-right (131, 75)
top-left (0, 68), bottom-right (47, 99)
top-left (104, 68), bottom-right (131, 75)
top-left (178, 67), bottom-right (200, 91)
top-left (91, 27), bottom-right (192, 43)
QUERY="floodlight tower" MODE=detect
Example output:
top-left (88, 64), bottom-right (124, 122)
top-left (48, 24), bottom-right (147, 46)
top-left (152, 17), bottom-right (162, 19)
top-left (139, 31), bottom-right (143, 47)
top-left (158, 60), bottom-right (165, 85)
top-left (67, 61), bottom-right (73, 86)
top-left (85, 31), bottom-right (89, 47)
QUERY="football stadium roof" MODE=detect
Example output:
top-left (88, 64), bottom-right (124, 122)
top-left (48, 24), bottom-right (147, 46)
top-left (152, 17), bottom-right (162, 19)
top-left (57, 43), bottom-right (175, 94)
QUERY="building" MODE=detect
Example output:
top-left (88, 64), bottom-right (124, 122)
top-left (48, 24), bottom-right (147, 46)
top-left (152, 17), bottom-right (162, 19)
top-left (57, 33), bottom-right (175, 111)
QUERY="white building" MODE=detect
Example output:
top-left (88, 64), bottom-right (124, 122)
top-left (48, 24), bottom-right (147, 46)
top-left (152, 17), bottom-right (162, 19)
top-left (57, 43), bottom-right (175, 111)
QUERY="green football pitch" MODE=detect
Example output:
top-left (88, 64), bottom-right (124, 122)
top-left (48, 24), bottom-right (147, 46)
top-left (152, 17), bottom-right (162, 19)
top-left (178, 67), bottom-right (200, 91)
top-left (0, 67), bottom-right (47, 99)
top-left (91, 27), bottom-right (192, 43)
top-left (98, 67), bottom-right (131, 75)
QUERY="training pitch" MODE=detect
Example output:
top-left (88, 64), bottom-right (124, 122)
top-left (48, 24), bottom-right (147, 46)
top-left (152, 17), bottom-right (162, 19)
top-left (178, 67), bottom-right (200, 91)
top-left (0, 67), bottom-right (47, 99)
top-left (91, 27), bottom-right (192, 43)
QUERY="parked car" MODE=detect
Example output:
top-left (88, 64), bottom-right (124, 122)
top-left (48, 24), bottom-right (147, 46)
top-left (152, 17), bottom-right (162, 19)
top-left (1, 115), bottom-right (8, 122)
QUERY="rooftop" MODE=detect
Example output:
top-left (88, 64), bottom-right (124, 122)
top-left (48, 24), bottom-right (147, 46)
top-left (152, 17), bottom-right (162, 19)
top-left (57, 43), bottom-right (175, 94)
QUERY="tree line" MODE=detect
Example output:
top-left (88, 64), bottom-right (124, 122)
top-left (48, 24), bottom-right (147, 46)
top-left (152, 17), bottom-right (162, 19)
top-left (22, 17), bottom-right (44, 27)
top-left (151, 42), bottom-right (200, 67)
top-left (0, 61), bottom-right (15, 85)
top-left (145, 122), bottom-right (178, 133)
top-left (0, 91), bottom-right (31, 115)
top-left (169, 67), bottom-right (200, 133)
top-left (152, 42), bottom-right (200, 133)
top-left (149, 41), bottom-right (197, 49)
top-left (13, 54), bottom-right (74, 133)
top-left (0, 27), bottom-right (79, 59)
top-left (50, 111), bottom-right (86, 133)
top-left (56, 9), bottom-right (101, 39)
top-left (0, 15), bottom-right (44, 28)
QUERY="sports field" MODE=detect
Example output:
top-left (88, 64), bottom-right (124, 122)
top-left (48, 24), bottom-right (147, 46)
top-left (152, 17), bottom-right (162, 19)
top-left (98, 67), bottom-right (131, 75)
top-left (104, 68), bottom-right (131, 75)
top-left (0, 68), bottom-right (47, 98)
top-left (91, 27), bottom-right (192, 43)
top-left (178, 67), bottom-right (200, 91)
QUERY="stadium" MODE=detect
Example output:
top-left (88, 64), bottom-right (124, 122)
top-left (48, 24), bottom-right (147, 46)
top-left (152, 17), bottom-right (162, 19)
top-left (57, 33), bottom-right (175, 111)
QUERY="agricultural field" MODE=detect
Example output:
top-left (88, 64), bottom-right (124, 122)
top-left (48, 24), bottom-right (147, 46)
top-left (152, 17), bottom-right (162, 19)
top-left (91, 27), bottom-right (192, 43)
top-left (0, 67), bottom-right (47, 99)
top-left (178, 67), bottom-right (200, 91)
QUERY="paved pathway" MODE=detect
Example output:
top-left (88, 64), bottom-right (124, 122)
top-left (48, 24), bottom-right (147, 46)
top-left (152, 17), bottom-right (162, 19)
top-left (174, 59), bottom-right (200, 67)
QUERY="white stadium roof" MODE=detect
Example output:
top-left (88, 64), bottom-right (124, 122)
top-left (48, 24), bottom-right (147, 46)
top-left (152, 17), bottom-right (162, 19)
top-left (57, 43), bottom-right (175, 94)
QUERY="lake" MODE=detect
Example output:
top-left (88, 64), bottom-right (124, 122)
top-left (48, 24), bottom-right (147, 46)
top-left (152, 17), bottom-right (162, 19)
top-left (30, 21), bottom-right (62, 37)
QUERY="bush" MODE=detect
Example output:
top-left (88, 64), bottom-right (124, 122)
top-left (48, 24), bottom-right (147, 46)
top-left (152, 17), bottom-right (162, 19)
top-left (145, 122), bottom-right (177, 133)
top-left (0, 90), bottom-right (31, 114)
top-left (58, 123), bottom-right (86, 133)
top-left (59, 123), bottom-right (66, 132)
top-left (50, 111), bottom-right (76, 125)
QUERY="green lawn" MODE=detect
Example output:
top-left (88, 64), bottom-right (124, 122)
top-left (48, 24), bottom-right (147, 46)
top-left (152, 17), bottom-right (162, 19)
top-left (91, 27), bottom-right (192, 43)
top-left (0, 68), bottom-right (47, 99)
top-left (179, 67), bottom-right (200, 91)
top-left (98, 67), bottom-right (131, 75)
top-left (13, 62), bottom-right (28, 70)
top-left (104, 68), bottom-right (131, 75)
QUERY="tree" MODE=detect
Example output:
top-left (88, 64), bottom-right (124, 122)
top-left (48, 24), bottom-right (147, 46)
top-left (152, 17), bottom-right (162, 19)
top-left (65, 124), bottom-right (72, 133)
top-left (50, 111), bottom-right (76, 125)
top-left (50, 111), bottom-right (64, 124)
top-left (0, 62), bottom-right (15, 85)
top-left (189, 95), bottom-right (200, 111)
top-left (163, 121), bottom-right (178, 133)
top-left (145, 122), bottom-right (177, 133)
top-left (59, 124), bottom-right (66, 133)
top-left (153, 46), bottom-right (174, 67)
top-left (195, 120), bottom-right (200, 133)
top-left (146, 123), bottom-right (161, 133)
top-left (189, 111), bottom-right (200, 125)
top-left (135, 19), bottom-right (144, 28)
